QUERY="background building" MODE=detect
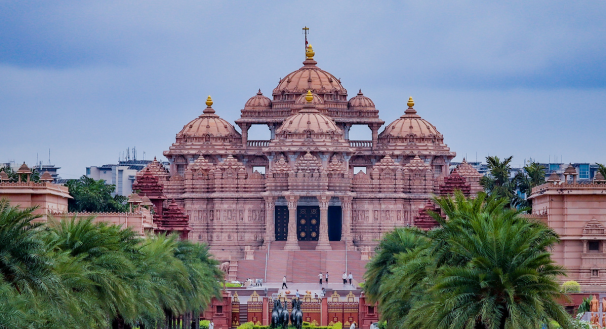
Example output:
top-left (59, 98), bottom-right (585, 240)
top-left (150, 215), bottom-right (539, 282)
top-left (86, 158), bottom-right (169, 196)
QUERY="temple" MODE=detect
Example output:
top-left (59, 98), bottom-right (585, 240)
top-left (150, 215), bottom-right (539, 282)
top-left (529, 166), bottom-right (606, 291)
top-left (134, 44), bottom-right (482, 263)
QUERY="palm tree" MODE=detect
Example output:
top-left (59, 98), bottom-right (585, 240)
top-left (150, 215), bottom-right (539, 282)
top-left (515, 162), bottom-right (546, 210)
top-left (480, 156), bottom-right (523, 208)
top-left (367, 192), bottom-right (573, 329)
top-left (0, 199), bottom-right (57, 296)
top-left (364, 228), bottom-right (428, 303)
top-left (45, 215), bottom-right (140, 328)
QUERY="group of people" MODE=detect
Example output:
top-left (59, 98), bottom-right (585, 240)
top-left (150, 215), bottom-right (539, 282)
top-left (318, 272), bottom-right (354, 286)
top-left (281, 271), bottom-right (355, 289)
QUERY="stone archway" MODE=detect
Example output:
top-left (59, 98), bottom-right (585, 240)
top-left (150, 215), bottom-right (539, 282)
top-left (328, 205), bottom-right (342, 241)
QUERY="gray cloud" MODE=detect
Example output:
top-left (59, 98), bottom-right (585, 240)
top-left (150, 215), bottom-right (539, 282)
top-left (0, 0), bottom-right (605, 178)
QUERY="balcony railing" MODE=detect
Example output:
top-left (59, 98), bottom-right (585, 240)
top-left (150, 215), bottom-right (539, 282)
top-left (349, 140), bottom-right (373, 148)
top-left (247, 140), bottom-right (270, 147)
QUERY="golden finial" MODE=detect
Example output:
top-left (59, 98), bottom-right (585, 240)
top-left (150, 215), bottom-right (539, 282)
top-left (407, 96), bottom-right (414, 108)
top-left (306, 44), bottom-right (315, 59)
top-left (206, 95), bottom-right (213, 107)
top-left (305, 90), bottom-right (313, 103)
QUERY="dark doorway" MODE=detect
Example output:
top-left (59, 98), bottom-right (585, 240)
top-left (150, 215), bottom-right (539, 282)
top-left (297, 206), bottom-right (320, 241)
top-left (328, 206), bottom-right (342, 241)
top-left (275, 206), bottom-right (288, 241)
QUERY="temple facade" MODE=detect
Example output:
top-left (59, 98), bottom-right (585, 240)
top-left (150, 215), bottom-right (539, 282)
top-left (529, 167), bottom-right (606, 290)
top-left (135, 45), bottom-right (482, 260)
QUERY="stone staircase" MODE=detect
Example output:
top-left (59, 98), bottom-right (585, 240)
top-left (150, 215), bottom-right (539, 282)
top-left (235, 241), bottom-right (369, 284)
top-left (238, 304), bottom-right (247, 326)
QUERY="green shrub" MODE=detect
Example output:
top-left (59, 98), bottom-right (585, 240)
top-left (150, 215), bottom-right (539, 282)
top-left (332, 322), bottom-right (342, 329)
top-left (237, 322), bottom-right (255, 329)
top-left (200, 320), bottom-right (210, 329)
top-left (561, 280), bottom-right (582, 293)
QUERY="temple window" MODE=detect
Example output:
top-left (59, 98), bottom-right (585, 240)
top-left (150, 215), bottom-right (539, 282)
top-left (592, 269), bottom-right (600, 277)
top-left (434, 165), bottom-right (442, 174)
top-left (588, 240), bottom-right (601, 252)
top-left (252, 166), bottom-right (266, 174)
top-left (354, 167), bottom-right (366, 174)
top-left (216, 305), bottom-right (223, 314)
top-left (367, 306), bottom-right (375, 315)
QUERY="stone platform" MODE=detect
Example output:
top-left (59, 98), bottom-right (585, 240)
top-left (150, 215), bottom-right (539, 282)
top-left (233, 241), bottom-right (368, 285)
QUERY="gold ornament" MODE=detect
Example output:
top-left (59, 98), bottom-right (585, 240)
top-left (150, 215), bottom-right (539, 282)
top-left (206, 95), bottom-right (213, 107)
top-left (407, 96), bottom-right (414, 108)
top-left (305, 90), bottom-right (314, 103)
top-left (306, 44), bottom-right (315, 59)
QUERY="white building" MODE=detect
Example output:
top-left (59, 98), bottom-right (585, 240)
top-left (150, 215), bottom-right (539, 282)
top-left (86, 160), bottom-right (166, 196)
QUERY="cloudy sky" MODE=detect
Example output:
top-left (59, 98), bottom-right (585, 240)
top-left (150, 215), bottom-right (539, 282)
top-left (1, 1), bottom-right (605, 178)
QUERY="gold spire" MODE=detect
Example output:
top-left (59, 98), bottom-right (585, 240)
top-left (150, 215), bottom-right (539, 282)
top-left (206, 95), bottom-right (213, 107)
top-left (306, 44), bottom-right (315, 59)
top-left (407, 96), bottom-right (414, 108)
top-left (305, 90), bottom-right (313, 103)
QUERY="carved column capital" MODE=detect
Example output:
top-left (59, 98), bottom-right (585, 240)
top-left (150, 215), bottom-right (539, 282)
top-left (318, 194), bottom-right (330, 209)
top-left (286, 194), bottom-right (299, 209)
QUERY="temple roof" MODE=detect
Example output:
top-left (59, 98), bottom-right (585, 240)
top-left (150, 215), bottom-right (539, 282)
top-left (273, 49), bottom-right (346, 97)
top-left (244, 90), bottom-right (272, 110)
top-left (348, 90), bottom-right (376, 111)
top-left (16, 162), bottom-right (30, 174)
top-left (456, 159), bottom-right (483, 179)
top-left (177, 96), bottom-right (241, 139)
top-left (379, 97), bottom-right (442, 139)
top-left (276, 94), bottom-right (342, 135)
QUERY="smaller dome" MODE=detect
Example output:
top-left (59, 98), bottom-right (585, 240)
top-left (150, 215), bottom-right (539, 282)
top-left (379, 97), bottom-right (442, 140)
top-left (244, 90), bottom-right (272, 110)
top-left (277, 95), bottom-right (341, 135)
top-left (348, 90), bottom-right (375, 110)
top-left (295, 92), bottom-right (324, 105)
top-left (178, 97), bottom-right (240, 139)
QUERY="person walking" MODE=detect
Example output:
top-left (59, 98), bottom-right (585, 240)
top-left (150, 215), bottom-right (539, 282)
top-left (296, 289), bottom-right (300, 299)
top-left (342, 272), bottom-right (347, 284)
top-left (209, 320), bottom-right (214, 329)
top-left (349, 322), bottom-right (356, 329)
top-left (325, 271), bottom-right (329, 284)
top-left (282, 275), bottom-right (288, 289)
top-left (318, 272), bottom-right (323, 285)
top-left (348, 272), bottom-right (353, 286)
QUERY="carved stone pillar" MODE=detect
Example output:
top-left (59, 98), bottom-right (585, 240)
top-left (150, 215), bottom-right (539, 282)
top-left (284, 194), bottom-right (300, 250)
top-left (369, 124), bottom-right (379, 149)
top-left (340, 196), bottom-right (354, 248)
top-left (263, 196), bottom-right (276, 246)
top-left (241, 123), bottom-right (250, 148)
top-left (316, 195), bottom-right (332, 250)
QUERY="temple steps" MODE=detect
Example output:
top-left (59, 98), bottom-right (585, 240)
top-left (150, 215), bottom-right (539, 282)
top-left (235, 240), bottom-right (368, 284)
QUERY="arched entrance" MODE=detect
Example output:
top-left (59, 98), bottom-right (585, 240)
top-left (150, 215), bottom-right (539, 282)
top-left (297, 206), bottom-right (320, 241)
top-left (328, 206), bottom-right (342, 241)
top-left (274, 205), bottom-right (289, 241)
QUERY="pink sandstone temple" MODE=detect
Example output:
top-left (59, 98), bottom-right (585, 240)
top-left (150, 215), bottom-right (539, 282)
top-left (130, 44), bottom-right (483, 268)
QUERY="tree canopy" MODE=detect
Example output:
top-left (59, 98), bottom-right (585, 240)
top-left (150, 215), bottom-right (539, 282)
top-left (480, 156), bottom-right (545, 210)
top-left (64, 176), bottom-right (129, 212)
top-left (364, 191), bottom-right (572, 329)
top-left (0, 199), bottom-right (223, 329)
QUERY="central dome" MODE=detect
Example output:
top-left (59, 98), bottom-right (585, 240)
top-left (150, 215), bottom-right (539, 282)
top-left (273, 46), bottom-right (347, 98)
top-left (274, 62), bottom-right (345, 95)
